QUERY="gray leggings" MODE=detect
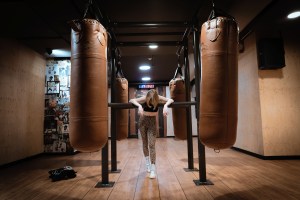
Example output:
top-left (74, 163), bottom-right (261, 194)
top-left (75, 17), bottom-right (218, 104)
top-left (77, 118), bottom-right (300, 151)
top-left (139, 115), bottom-right (157, 164)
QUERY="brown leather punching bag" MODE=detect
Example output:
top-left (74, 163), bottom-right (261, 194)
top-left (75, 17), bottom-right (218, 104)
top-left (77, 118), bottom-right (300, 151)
top-left (69, 19), bottom-right (108, 152)
top-left (115, 77), bottom-right (128, 140)
top-left (169, 77), bottom-right (187, 140)
top-left (199, 16), bottom-right (238, 149)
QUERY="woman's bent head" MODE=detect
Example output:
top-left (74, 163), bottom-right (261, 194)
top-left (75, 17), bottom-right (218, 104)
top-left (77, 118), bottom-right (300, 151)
top-left (146, 89), bottom-right (159, 109)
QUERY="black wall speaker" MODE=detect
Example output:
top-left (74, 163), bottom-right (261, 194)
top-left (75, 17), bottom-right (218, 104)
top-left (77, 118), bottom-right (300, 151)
top-left (257, 38), bottom-right (285, 70)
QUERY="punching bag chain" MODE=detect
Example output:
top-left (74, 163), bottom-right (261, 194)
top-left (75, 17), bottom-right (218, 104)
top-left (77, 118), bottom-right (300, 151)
top-left (82, 0), bottom-right (101, 22)
top-left (83, 0), bottom-right (92, 19)
top-left (116, 61), bottom-right (125, 78)
top-left (173, 55), bottom-right (183, 79)
top-left (207, 1), bottom-right (236, 21)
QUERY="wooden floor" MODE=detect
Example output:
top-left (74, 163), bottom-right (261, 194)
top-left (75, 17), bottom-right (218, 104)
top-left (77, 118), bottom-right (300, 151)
top-left (1, 138), bottom-right (300, 200)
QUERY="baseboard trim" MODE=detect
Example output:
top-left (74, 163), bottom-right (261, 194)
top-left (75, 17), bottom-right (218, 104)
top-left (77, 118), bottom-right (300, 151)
top-left (231, 147), bottom-right (300, 160)
top-left (0, 153), bottom-right (43, 168)
top-left (1, 151), bottom-right (78, 168)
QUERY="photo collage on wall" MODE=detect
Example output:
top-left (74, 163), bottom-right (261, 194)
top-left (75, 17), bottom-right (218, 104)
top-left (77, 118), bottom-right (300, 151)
top-left (44, 59), bottom-right (73, 153)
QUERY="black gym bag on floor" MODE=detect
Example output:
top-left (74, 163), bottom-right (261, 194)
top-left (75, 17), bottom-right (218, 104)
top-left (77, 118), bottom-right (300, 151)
top-left (48, 166), bottom-right (77, 182)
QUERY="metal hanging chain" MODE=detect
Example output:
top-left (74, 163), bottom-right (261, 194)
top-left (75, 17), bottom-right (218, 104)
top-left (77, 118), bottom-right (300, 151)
top-left (82, 0), bottom-right (100, 21)
top-left (207, 0), bottom-right (216, 20)
top-left (173, 54), bottom-right (183, 79)
top-left (115, 54), bottom-right (125, 78)
top-left (207, 0), bottom-right (235, 21)
top-left (82, 0), bottom-right (92, 19)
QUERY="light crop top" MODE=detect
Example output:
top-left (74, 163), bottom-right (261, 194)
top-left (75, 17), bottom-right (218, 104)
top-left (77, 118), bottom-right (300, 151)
top-left (142, 102), bottom-right (159, 112)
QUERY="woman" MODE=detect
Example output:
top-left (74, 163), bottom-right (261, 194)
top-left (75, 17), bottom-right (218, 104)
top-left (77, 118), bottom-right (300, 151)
top-left (129, 89), bottom-right (174, 179)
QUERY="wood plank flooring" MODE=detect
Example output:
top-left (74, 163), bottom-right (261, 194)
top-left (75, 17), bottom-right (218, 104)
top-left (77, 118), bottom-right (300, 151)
top-left (0, 138), bottom-right (300, 200)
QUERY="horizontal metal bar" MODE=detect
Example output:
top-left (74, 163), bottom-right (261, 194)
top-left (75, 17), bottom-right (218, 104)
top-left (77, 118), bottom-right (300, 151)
top-left (109, 103), bottom-right (134, 109)
top-left (170, 101), bottom-right (197, 107)
top-left (108, 101), bottom-right (197, 109)
top-left (117, 41), bottom-right (182, 47)
top-left (111, 21), bottom-right (189, 28)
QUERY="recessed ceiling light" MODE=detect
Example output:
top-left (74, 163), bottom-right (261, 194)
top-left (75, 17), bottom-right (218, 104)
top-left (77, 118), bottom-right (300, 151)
top-left (287, 11), bottom-right (300, 19)
top-left (139, 65), bottom-right (151, 70)
top-left (51, 49), bottom-right (71, 57)
top-left (149, 45), bottom-right (158, 49)
top-left (142, 77), bottom-right (151, 81)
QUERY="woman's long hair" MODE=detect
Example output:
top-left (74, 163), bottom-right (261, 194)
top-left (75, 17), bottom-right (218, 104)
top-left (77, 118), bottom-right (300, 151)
top-left (146, 89), bottom-right (159, 109)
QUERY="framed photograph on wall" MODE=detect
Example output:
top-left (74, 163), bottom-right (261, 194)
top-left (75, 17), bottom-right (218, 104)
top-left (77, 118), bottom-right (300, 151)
top-left (47, 81), bottom-right (60, 94)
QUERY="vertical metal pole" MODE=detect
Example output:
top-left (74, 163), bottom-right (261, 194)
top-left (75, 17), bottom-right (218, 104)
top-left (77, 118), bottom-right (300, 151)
top-left (198, 137), bottom-right (207, 182)
top-left (158, 86), bottom-right (165, 137)
top-left (183, 39), bottom-right (195, 171)
top-left (95, 142), bottom-right (114, 187)
top-left (102, 142), bottom-right (109, 183)
top-left (192, 22), bottom-right (213, 185)
top-left (96, 34), bottom-right (115, 188)
top-left (110, 43), bottom-right (120, 173)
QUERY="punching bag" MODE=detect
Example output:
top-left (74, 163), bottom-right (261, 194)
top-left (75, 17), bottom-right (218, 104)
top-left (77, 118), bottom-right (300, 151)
top-left (114, 77), bottom-right (128, 140)
top-left (199, 16), bottom-right (238, 149)
top-left (69, 19), bottom-right (108, 152)
top-left (169, 77), bottom-right (187, 140)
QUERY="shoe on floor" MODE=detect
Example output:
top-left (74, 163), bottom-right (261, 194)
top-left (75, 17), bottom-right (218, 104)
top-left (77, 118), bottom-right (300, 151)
top-left (149, 164), bottom-right (156, 179)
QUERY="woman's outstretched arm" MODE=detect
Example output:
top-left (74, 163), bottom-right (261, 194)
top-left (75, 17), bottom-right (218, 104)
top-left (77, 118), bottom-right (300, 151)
top-left (159, 95), bottom-right (174, 116)
top-left (129, 96), bottom-right (146, 115)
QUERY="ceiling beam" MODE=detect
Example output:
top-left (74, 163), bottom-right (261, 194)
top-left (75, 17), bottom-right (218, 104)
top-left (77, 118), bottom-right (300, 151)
top-left (239, 0), bottom-right (279, 41)
top-left (25, 2), bottom-right (71, 45)
top-left (111, 21), bottom-right (190, 28)
top-left (115, 32), bottom-right (184, 36)
top-left (128, 81), bottom-right (170, 86)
